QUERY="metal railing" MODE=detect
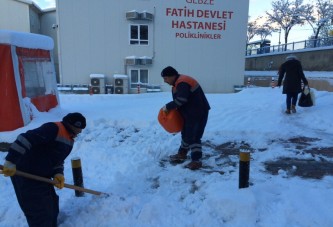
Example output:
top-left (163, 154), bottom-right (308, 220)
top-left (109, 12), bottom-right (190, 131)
top-left (245, 36), bottom-right (333, 56)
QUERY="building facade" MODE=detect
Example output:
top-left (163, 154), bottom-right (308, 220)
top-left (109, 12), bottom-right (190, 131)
top-left (0, 0), bottom-right (31, 32)
top-left (0, 0), bottom-right (59, 80)
top-left (56, 0), bottom-right (249, 93)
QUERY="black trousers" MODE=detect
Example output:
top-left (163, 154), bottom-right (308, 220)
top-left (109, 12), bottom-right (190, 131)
top-left (286, 92), bottom-right (299, 109)
top-left (181, 111), bottom-right (209, 160)
top-left (11, 175), bottom-right (59, 227)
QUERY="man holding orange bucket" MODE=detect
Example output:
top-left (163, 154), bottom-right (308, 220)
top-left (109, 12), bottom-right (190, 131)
top-left (161, 66), bottom-right (210, 170)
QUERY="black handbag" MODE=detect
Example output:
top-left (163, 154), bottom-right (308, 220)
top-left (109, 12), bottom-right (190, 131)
top-left (298, 86), bottom-right (313, 107)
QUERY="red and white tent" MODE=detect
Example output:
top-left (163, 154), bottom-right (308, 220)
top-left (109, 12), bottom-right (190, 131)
top-left (0, 30), bottom-right (59, 132)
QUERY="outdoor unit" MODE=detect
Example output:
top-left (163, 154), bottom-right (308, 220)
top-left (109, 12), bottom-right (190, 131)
top-left (113, 74), bottom-right (128, 94)
top-left (114, 87), bottom-right (124, 94)
top-left (139, 57), bottom-right (153, 65)
top-left (91, 86), bottom-right (101, 94)
top-left (90, 74), bottom-right (105, 94)
top-left (91, 78), bottom-right (100, 86)
top-left (126, 11), bottom-right (139, 20)
top-left (115, 78), bottom-right (124, 86)
top-left (140, 12), bottom-right (153, 21)
top-left (125, 57), bottom-right (140, 65)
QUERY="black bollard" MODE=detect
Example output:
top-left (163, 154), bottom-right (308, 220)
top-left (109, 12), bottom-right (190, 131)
top-left (71, 157), bottom-right (84, 197)
top-left (239, 151), bottom-right (250, 189)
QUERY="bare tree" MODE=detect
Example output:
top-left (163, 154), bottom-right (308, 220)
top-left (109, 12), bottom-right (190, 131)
top-left (247, 16), bottom-right (274, 42)
top-left (256, 21), bottom-right (274, 41)
top-left (306, 0), bottom-right (333, 39)
top-left (247, 19), bottom-right (258, 43)
top-left (266, 0), bottom-right (314, 45)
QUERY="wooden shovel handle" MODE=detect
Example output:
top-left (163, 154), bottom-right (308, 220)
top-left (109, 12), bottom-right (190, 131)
top-left (0, 164), bottom-right (107, 196)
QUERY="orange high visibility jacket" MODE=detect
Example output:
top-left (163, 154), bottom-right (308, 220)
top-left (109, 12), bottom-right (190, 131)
top-left (166, 74), bottom-right (210, 120)
top-left (6, 122), bottom-right (74, 178)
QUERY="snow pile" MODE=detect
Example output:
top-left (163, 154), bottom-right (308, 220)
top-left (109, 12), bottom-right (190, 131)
top-left (1, 87), bottom-right (333, 226)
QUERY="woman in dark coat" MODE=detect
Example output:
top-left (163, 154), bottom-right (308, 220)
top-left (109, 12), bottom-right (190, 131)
top-left (278, 55), bottom-right (309, 114)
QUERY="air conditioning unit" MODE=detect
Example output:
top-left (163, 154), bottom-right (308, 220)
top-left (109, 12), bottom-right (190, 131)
top-left (125, 57), bottom-right (140, 65)
top-left (115, 78), bottom-right (123, 86)
top-left (91, 87), bottom-right (100, 94)
top-left (113, 74), bottom-right (129, 94)
top-left (91, 78), bottom-right (100, 86)
top-left (140, 12), bottom-right (153, 21)
top-left (126, 11), bottom-right (139, 20)
top-left (89, 74), bottom-right (105, 94)
top-left (114, 87), bottom-right (124, 94)
top-left (139, 57), bottom-right (153, 65)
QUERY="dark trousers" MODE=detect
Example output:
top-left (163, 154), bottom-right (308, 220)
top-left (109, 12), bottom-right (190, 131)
top-left (181, 111), bottom-right (209, 161)
top-left (11, 175), bottom-right (59, 227)
top-left (286, 92), bottom-right (298, 109)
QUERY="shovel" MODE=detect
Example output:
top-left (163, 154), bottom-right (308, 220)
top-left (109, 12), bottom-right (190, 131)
top-left (0, 164), bottom-right (108, 196)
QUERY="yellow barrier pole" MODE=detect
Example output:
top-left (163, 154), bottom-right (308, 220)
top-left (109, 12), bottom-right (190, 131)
top-left (71, 157), bottom-right (84, 197)
top-left (239, 151), bottom-right (250, 189)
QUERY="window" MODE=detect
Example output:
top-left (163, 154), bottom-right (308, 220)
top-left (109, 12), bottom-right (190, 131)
top-left (23, 61), bottom-right (46, 97)
top-left (16, 48), bottom-right (55, 98)
top-left (130, 24), bottom-right (148, 45)
top-left (130, 69), bottom-right (148, 88)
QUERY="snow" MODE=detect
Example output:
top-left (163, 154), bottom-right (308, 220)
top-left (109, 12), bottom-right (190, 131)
top-left (89, 74), bottom-right (105, 79)
top-left (113, 74), bottom-right (129, 79)
top-left (0, 30), bottom-right (54, 50)
top-left (1, 87), bottom-right (333, 226)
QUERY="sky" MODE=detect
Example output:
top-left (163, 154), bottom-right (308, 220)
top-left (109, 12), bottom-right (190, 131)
top-left (33, 0), bottom-right (314, 46)
top-left (248, 0), bottom-right (314, 45)
top-left (1, 84), bottom-right (333, 226)
top-left (33, 0), bottom-right (55, 9)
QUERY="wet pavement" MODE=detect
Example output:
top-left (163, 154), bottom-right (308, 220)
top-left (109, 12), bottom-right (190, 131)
top-left (203, 137), bottom-right (333, 179)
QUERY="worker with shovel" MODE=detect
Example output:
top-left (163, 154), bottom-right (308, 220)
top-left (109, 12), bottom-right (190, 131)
top-left (0, 112), bottom-right (86, 227)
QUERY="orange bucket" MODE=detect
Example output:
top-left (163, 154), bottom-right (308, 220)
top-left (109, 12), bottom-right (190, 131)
top-left (158, 108), bottom-right (184, 133)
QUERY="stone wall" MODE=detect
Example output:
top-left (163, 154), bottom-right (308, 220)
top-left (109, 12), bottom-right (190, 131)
top-left (245, 48), bottom-right (333, 71)
top-left (244, 77), bottom-right (333, 92)
top-left (244, 48), bottom-right (333, 91)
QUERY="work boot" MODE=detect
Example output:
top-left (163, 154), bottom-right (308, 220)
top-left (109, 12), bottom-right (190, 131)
top-left (169, 149), bottom-right (188, 163)
top-left (185, 161), bottom-right (202, 170)
top-left (291, 105), bottom-right (296, 113)
top-left (285, 109), bottom-right (291, 114)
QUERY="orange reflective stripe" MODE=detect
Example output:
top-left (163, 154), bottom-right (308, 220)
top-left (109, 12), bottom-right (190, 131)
top-left (174, 75), bottom-right (199, 92)
top-left (55, 122), bottom-right (74, 146)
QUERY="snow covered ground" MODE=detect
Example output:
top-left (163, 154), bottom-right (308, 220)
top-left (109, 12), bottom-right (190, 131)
top-left (1, 87), bottom-right (333, 227)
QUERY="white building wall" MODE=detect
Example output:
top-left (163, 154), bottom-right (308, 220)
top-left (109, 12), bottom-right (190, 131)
top-left (56, 0), bottom-right (249, 93)
top-left (29, 6), bottom-right (41, 33)
top-left (0, 0), bottom-right (30, 32)
top-left (40, 9), bottom-right (60, 81)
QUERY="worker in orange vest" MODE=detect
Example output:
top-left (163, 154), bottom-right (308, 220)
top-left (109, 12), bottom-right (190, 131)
top-left (1, 112), bottom-right (86, 227)
top-left (161, 66), bottom-right (210, 170)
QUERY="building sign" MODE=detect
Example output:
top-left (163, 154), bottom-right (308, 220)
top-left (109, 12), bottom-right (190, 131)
top-left (56, 0), bottom-right (249, 93)
top-left (166, 0), bottom-right (234, 39)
